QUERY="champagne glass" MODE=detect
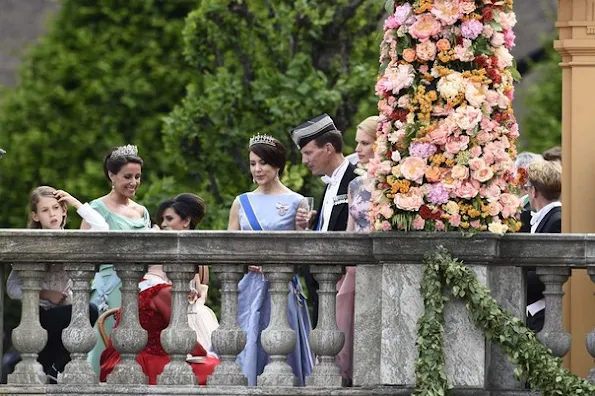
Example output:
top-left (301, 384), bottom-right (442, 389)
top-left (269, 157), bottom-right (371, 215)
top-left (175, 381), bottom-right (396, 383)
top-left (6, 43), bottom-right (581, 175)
top-left (304, 197), bottom-right (314, 230)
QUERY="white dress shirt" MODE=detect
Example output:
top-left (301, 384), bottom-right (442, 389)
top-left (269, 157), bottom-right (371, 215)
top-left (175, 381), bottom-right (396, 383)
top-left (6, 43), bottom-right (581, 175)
top-left (319, 159), bottom-right (349, 231)
top-left (530, 201), bottom-right (561, 233)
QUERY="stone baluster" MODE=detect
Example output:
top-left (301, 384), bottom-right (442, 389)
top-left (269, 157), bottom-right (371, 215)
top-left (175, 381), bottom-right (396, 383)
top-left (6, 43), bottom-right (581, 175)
top-left (536, 267), bottom-right (571, 357)
top-left (159, 263), bottom-right (196, 385)
top-left (306, 265), bottom-right (344, 387)
top-left (586, 266), bottom-right (595, 382)
top-left (208, 264), bottom-right (247, 386)
top-left (257, 264), bottom-right (297, 386)
top-left (60, 263), bottom-right (99, 384)
top-left (106, 263), bottom-right (148, 384)
top-left (8, 263), bottom-right (48, 384)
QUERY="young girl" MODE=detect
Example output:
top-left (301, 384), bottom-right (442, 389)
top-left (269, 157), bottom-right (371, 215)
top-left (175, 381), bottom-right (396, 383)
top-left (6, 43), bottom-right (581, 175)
top-left (6, 186), bottom-right (107, 381)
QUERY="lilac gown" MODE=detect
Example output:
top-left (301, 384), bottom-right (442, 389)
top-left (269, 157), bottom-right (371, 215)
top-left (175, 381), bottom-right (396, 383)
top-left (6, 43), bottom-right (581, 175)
top-left (235, 192), bottom-right (315, 386)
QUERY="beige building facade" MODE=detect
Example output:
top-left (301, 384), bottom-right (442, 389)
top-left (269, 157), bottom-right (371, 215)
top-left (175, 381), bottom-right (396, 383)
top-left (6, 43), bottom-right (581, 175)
top-left (556, 0), bottom-right (595, 377)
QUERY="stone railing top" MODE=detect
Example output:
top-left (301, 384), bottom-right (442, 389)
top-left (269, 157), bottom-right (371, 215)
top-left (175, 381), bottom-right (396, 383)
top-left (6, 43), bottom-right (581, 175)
top-left (0, 229), bottom-right (593, 267)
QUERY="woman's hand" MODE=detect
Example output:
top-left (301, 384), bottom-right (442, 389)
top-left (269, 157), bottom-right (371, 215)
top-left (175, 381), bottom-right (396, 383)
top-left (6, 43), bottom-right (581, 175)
top-left (53, 190), bottom-right (83, 209)
top-left (295, 208), bottom-right (316, 230)
top-left (248, 265), bottom-right (263, 273)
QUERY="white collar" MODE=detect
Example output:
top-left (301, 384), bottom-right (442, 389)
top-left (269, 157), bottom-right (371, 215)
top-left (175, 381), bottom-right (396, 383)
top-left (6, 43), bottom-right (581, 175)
top-left (321, 159), bottom-right (349, 186)
top-left (530, 201), bottom-right (561, 231)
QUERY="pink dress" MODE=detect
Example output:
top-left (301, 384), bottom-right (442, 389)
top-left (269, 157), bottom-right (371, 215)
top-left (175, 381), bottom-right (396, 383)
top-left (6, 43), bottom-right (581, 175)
top-left (337, 175), bottom-right (371, 381)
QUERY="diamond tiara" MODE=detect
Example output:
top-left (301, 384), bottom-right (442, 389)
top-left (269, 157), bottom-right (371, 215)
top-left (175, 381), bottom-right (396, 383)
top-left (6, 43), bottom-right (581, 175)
top-left (249, 134), bottom-right (276, 148)
top-left (111, 144), bottom-right (138, 159)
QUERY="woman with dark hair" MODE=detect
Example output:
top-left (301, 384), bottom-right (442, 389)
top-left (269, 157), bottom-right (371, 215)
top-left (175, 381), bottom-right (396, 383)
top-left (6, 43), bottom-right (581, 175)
top-left (227, 135), bottom-right (314, 386)
top-left (86, 144), bottom-right (152, 374)
top-left (156, 193), bottom-right (219, 352)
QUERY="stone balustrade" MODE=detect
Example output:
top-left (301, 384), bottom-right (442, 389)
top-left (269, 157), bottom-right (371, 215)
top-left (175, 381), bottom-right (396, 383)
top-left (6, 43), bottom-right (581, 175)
top-left (0, 230), bottom-right (593, 396)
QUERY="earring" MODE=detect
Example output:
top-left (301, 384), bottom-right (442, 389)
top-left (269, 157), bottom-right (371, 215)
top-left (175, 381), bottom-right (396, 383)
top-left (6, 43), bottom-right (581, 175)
top-left (111, 184), bottom-right (115, 190)
top-left (252, 178), bottom-right (256, 184)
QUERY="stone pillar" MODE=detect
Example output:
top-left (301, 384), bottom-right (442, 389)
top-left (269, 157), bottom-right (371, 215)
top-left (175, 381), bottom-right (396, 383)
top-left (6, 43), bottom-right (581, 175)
top-left (60, 263), bottom-right (98, 384)
top-left (306, 265), bottom-right (343, 387)
top-left (536, 267), bottom-right (571, 358)
top-left (354, 262), bottom-right (487, 388)
top-left (209, 264), bottom-right (247, 386)
top-left (8, 263), bottom-right (47, 384)
top-left (555, 0), bottom-right (595, 376)
top-left (487, 266), bottom-right (525, 390)
top-left (353, 264), bottom-right (382, 386)
top-left (106, 264), bottom-right (148, 384)
top-left (159, 264), bottom-right (196, 385)
top-left (257, 264), bottom-right (296, 386)
top-left (586, 265), bottom-right (595, 382)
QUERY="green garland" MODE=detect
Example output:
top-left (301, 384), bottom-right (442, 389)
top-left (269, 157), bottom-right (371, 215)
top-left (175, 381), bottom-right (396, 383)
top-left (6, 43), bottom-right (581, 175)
top-left (414, 247), bottom-right (595, 396)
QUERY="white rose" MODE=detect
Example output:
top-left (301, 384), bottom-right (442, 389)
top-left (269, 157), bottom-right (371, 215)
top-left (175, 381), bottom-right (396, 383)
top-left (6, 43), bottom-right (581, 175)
top-left (488, 221), bottom-right (509, 235)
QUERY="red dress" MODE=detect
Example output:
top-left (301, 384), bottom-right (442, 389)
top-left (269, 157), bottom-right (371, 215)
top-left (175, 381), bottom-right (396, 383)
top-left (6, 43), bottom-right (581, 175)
top-left (100, 281), bottom-right (219, 385)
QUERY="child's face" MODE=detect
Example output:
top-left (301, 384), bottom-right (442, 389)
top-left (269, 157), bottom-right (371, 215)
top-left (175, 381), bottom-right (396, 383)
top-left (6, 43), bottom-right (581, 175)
top-left (32, 196), bottom-right (65, 229)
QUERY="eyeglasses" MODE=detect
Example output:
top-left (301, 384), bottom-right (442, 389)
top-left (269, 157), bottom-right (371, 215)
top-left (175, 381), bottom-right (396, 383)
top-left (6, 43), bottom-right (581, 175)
top-left (523, 184), bottom-right (533, 190)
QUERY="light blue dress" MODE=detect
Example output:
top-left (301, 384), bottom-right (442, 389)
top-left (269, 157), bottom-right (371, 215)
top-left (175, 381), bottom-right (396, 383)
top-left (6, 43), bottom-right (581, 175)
top-left (235, 192), bottom-right (315, 386)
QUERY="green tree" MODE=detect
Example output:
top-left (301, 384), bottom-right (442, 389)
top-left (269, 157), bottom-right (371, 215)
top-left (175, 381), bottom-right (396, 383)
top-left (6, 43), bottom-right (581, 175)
top-left (0, 0), bottom-right (197, 228)
top-left (163, 0), bottom-right (385, 225)
top-left (520, 42), bottom-right (562, 153)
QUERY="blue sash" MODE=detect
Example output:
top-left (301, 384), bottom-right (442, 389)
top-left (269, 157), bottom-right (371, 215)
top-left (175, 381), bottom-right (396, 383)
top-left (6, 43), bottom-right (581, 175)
top-left (238, 193), bottom-right (263, 231)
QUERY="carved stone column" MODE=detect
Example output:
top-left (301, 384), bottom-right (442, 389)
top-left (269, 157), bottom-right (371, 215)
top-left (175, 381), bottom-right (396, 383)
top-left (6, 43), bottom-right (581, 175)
top-left (8, 263), bottom-right (48, 384)
top-left (208, 264), bottom-right (247, 386)
top-left (586, 265), bottom-right (595, 382)
top-left (306, 265), bottom-right (343, 387)
top-left (60, 263), bottom-right (98, 384)
top-left (536, 267), bottom-right (571, 357)
top-left (159, 263), bottom-right (196, 385)
top-left (106, 263), bottom-right (148, 384)
top-left (257, 264), bottom-right (297, 386)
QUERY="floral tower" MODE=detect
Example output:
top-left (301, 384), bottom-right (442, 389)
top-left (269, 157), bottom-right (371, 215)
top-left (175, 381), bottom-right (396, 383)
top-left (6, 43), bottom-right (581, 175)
top-left (371, 0), bottom-right (522, 233)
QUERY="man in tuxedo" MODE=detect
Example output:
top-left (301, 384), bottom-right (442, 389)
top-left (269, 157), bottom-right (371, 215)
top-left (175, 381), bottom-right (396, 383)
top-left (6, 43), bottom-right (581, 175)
top-left (525, 159), bottom-right (562, 332)
top-left (291, 113), bottom-right (357, 328)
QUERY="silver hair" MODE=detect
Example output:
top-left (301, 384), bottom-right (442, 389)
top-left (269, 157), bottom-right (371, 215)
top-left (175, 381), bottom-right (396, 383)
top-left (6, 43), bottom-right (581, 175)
top-left (515, 151), bottom-right (542, 171)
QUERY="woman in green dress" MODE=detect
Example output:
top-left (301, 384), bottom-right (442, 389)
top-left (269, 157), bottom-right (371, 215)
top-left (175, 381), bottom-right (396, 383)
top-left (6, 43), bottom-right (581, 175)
top-left (85, 144), bottom-right (152, 374)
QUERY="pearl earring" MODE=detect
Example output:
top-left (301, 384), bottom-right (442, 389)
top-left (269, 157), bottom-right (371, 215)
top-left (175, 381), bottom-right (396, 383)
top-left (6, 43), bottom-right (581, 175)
top-left (252, 178), bottom-right (256, 184)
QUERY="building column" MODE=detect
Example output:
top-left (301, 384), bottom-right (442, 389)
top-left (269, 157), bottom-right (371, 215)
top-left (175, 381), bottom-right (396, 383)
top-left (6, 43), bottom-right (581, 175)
top-left (555, 0), bottom-right (595, 377)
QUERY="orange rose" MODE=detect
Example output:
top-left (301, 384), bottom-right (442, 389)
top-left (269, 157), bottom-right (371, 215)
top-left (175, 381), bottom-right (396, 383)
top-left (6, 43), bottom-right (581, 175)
top-left (402, 48), bottom-right (416, 63)
top-left (425, 166), bottom-right (443, 182)
top-left (436, 38), bottom-right (451, 51)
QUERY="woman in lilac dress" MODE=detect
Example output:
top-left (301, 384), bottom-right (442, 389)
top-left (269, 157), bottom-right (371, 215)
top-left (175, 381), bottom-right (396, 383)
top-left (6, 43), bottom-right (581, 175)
top-left (339, 116), bottom-right (378, 385)
top-left (228, 134), bottom-right (314, 386)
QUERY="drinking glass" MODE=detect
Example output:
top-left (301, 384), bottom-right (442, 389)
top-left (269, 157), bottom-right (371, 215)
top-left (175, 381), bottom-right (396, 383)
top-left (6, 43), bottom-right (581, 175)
top-left (304, 197), bottom-right (314, 230)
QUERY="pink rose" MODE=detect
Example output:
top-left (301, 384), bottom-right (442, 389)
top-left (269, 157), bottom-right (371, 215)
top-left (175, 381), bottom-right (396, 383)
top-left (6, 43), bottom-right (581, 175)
top-left (384, 15), bottom-right (400, 30)
top-left (449, 213), bottom-right (461, 227)
top-left (499, 11), bottom-right (517, 30)
top-left (409, 14), bottom-right (442, 42)
top-left (469, 145), bottom-right (482, 158)
top-left (487, 201), bottom-right (502, 217)
top-left (472, 167), bottom-right (494, 182)
top-left (476, 130), bottom-right (493, 145)
top-left (503, 29), bottom-right (516, 49)
top-left (470, 220), bottom-right (482, 229)
top-left (402, 48), bottom-right (416, 63)
top-left (435, 220), bottom-right (446, 231)
top-left (480, 182), bottom-right (501, 201)
top-left (445, 135), bottom-right (470, 155)
top-left (499, 193), bottom-right (521, 218)
top-left (468, 157), bottom-right (486, 171)
top-left (412, 215), bottom-right (426, 230)
top-left (394, 187), bottom-right (425, 211)
top-left (451, 164), bottom-right (470, 180)
top-left (416, 40), bottom-right (437, 61)
top-left (378, 203), bottom-right (394, 219)
top-left (431, 0), bottom-right (463, 25)
top-left (429, 126), bottom-right (450, 145)
top-left (454, 105), bottom-right (482, 131)
top-left (491, 32), bottom-right (505, 47)
top-left (400, 156), bottom-right (427, 183)
top-left (455, 181), bottom-right (479, 199)
top-left (460, 1), bottom-right (476, 14)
